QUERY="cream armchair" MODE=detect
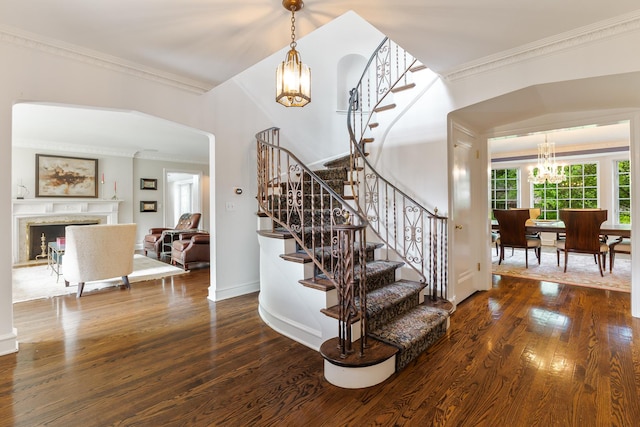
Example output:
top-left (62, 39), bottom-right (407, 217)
top-left (63, 224), bottom-right (137, 297)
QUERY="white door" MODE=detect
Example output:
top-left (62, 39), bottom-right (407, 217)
top-left (449, 122), bottom-right (486, 305)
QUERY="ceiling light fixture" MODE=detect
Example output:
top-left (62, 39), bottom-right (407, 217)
top-left (528, 135), bottom-right (566, 184)
top-left (275, 0), bottom-right (311, 107)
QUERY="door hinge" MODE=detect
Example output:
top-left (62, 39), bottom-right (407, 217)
top-left (477, 262), bottom-right (481, 271)
top-left (476, 150), bottom-right (480, 159)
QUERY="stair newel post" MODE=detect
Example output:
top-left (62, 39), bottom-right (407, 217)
top-left (334, 217), bottom-right (366, 358)
top-left (356, 226), bottom-right (368, 356)
top-left (334, 223), bottom-right (352, 357)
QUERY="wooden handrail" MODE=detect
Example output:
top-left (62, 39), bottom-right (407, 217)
top-left (256, 127), bottom-right (369, 357)
top-left (347, 38), bottom-right (449, 301)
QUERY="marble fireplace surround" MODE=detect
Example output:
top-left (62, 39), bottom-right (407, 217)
top-left (12, 199), bottom-right (122, 265)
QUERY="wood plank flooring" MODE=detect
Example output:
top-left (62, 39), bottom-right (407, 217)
top-left (1, 269), bottom-right (639, 426)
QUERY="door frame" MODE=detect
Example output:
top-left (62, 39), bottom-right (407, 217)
top-left (163, 168), bottom-right (204, 229)
top-left (447, 118), bottom-right (491, 308)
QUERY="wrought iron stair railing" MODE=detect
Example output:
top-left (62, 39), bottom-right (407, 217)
top-left (347, 37), bottom-right (449, 302)
top-left (256, 127), bottom-right (369, 358)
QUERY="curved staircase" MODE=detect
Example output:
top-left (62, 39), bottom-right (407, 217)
top-left (256, 37), bottom-right (451, 388)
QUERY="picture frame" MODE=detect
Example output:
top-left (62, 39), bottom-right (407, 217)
top-left (36, 154), bottom-right (98, 198)
top-left (140, 178), bottom-right (158, 190)
top-left (140, 201), bottom-right (158, 212)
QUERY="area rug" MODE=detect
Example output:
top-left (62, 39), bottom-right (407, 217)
top-left (492, 246), bottom-right (631, 293)
top-left (12, 254), bottom-right (188, 302)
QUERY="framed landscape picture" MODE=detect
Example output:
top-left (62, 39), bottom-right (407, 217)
top-left (36, 154), bottom-right (98, 198)
top-left (140, 201), bottom-right (158, 212)
top-left (140, 178), bottom-right (158, 190)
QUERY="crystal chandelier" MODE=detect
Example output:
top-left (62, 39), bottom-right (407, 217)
top-left (527, 135), bottom-right (566, 184)
top-left (275, 0), bottom-right (311, 107)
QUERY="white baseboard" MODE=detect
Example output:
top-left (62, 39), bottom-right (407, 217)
top-left (208, 280), bottom-right (260, 302)
top-left (0, 328), bottom-right (19, 356)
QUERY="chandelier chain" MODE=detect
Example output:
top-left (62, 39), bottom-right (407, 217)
top-left (290, 9), bottom-right (297, 49)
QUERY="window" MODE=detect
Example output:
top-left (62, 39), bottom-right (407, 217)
top-left (532, 163), bottom-right (598, 220)
top-left (490, 168), bottom-right (519, 216)
top-left (615, 160), bottom-right (631, 224)
top-left (178, 182), bottom-right (193, 214)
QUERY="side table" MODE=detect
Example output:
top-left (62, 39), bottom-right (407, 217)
top-left (47, 242), bottom-right (65, 283)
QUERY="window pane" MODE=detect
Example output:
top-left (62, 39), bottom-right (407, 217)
top-left (615, 160), bottom-right (631, 224)
top-left (490, 168), bottom-right (519, 218)
top-left (535, 162), bottom-right (599, 220)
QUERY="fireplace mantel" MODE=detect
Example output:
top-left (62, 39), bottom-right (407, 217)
top-left (13, 198), bottom-right (122, 215)
top-left (12, 198), bottom-right (122, 264)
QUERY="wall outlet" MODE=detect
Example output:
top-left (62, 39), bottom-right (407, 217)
top-left (225, 202), bottom-right (236, 211)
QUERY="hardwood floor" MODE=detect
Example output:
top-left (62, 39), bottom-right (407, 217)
top-left (1, 270), bottom-right (639, 426)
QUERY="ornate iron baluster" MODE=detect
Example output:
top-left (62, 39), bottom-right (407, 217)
top-left (346, 38), bottom-right (449, 301)
top-left (256, 128), bottom-right (370, 358)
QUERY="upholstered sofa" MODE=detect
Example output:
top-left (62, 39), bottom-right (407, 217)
top-left (143, 213), bottom-right (201, 259)
top-left (63, 223), bottom-right (137, 297)
top-left (170, 232), bottom-right (210, 270)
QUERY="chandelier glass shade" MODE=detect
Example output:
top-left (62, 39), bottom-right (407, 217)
top-left (527, 135), bottom-right (567, 184)
top-left (276, 0), bottom-right (311, 107)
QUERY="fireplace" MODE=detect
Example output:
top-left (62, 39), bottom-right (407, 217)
top-left (27, 220), bottom-right (101, 260)
top-left (12, 199), bottom-right (122, 265)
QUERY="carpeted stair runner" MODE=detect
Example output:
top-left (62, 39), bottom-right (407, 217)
top-left (310, 157), bottom-right (449, 372)
top-left (263, 153), bottom-right (449, 373)
top-left (369, 305), bottom-right (449, 370)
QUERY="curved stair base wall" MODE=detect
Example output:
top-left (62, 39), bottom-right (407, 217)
top-left (258, 233), bottom-right (347, 350)
top-left (323, 358), bottom-right (396, 389)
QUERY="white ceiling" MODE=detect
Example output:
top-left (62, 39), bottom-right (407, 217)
top-left (4, 1), bottom-right (640, 160)
top-left (490, 121), bottom-right (630, 160)
top-left (3, 1), bottom-right (640, 88)
top-left (12, 103), bottom-right (211, 164)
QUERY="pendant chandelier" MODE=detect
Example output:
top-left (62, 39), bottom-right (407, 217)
top-left (527, 135), bottom-right (567, 184)
top-left (275, 0), bottom-right (311, 107)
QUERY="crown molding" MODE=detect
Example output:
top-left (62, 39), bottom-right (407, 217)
top-left (443, 10), bottom-right (640, 82)
top-left (0, 25), bottom-right (212, 94)
top-left (13, 138), bottom-right (207, 165)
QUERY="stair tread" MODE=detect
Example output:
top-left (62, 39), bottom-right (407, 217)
top-left (300, 277), bottom-right (335, 292)
top-left (280, 252), bottom-right (313, 263)
top-left (320, 337), bottom-right (398, 368)
top-left (347, 259), bottom-right (404, 277)
top-left (366, 279), bottom-right (426, 316)
top-left (391, 83), bottom-right (416, 93)
top-left (410, 64), bottom-right (427, 72)
top-left (320, 305), bottom-right (359, 321)
top-left (282, 242), bottom-right (382, 264)
top-left (369, 304), bottom-right (448, 350)
top-left (374, 103), bottom-right (396, 113)
top-left (256, 229), bottom-right (293, 239)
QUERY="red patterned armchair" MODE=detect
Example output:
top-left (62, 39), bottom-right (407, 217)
top-left (143, 213), bottom-right (201, 259)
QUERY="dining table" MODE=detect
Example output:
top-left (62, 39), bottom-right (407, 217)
top-left (491, 219), bottom-right (631, 238)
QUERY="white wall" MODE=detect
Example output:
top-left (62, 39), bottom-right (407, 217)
top-left (226, 12), bottom-right (385, 164)
top-left (202, 12), bottom-right (385, 301)
top-left (12, 146), bottom-right (135, 223)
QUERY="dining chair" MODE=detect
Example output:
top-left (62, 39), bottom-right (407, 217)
top-left (556, 209), bottom-right (609, 276)
top-left (528, 208), bottom-right (541, 220)
top-left (493, 209), bottom-right (541, 268)
top-left (491, 231), bottom-right (500, 256)
top-left (609, 236), bottom-right (631, 273)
